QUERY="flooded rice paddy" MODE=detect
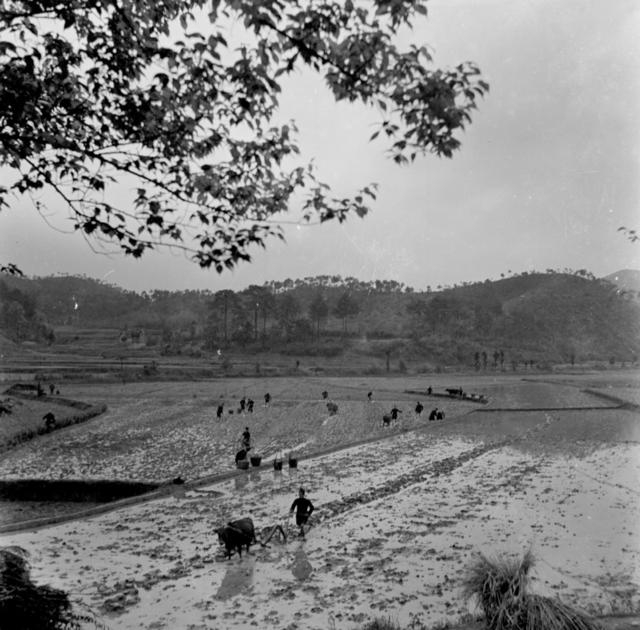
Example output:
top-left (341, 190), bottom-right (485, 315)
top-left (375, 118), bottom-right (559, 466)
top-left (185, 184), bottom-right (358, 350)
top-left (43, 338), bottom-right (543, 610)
top-left (1, 372), bottom-right (639, 629)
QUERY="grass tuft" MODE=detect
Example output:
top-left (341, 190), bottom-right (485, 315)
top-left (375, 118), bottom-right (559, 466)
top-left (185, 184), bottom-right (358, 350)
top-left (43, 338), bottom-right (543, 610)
top-left (462, 550), bottom-right (602, 630)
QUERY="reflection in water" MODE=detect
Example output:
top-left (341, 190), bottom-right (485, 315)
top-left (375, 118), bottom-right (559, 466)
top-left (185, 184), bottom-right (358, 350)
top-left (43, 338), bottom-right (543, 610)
top-left (290, 546), bottom-right (313, 581)
top-left (215, 557), bottom-right (255, 600)
top-left (234, 475), bottom-right (249, 491)
top-left (249, 470), bottom-right (261, 483)
top-left (169, 484), bottom-right (186, 499)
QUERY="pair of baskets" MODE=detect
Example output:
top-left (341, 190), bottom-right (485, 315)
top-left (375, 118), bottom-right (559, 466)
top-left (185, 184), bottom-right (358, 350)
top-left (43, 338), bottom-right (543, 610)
top-left (273, 455), bottom-right (298, 470)
top-left (236, 455), bottom-right (262, 470)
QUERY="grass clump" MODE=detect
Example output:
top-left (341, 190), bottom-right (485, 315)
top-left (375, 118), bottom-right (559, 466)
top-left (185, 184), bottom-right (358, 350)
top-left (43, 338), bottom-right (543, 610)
top-left (462, 550), bottom-right (602, 630)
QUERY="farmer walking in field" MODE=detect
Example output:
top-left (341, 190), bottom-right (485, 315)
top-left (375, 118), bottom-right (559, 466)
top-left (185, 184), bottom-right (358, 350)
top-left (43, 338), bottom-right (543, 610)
top-left (216, 403), bottom-right (224, 420)
top-left (290, 488), bottom-right (314, 539)
top-left (241, 427), bottom-right (251, 450)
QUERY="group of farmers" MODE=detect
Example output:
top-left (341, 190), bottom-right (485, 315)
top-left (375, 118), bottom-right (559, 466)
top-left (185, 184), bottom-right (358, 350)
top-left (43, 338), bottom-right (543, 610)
top-left (216, 392), bottom-right (272, 420)
top-left (223, 387), bottom-right (452, 548)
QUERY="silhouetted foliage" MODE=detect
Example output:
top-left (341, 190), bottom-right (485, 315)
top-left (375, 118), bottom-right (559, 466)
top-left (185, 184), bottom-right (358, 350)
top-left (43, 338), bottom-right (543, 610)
top-left (0, 0), bottom-right (488, 273)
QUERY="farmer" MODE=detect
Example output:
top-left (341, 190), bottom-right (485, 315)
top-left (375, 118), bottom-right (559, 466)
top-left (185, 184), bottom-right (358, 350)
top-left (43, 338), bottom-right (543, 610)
top-left (216, 403), bottom-right (224, 420)
top-left (415, 401), bottom-right (424, 415)
top-left (289, 487), bottom-right (314, 539)
top-left (428, 408), bottom-right (438, 421)
top-left (42, 411), bottom-right (56, 429)
top-left (49, 383), bottom-right (55, 395)
top-left (390, 406), bottom-right (401, 421)
top-left (321, 390), bottom-right (328, 400)
top-left (239, 397), bottom-right (246, 412)
top-left (436, 409), bottom-right (445, 420)
top-left (241, 427), bottom-right (251, 450)
top-left (427, 386), bottom-right (432, 395)
top-left (247, 398), bottom-right (254, 413)
top-left (264, 392), bottom-right (271, 406)
top-left (367, 391), bottom-right (373, 402)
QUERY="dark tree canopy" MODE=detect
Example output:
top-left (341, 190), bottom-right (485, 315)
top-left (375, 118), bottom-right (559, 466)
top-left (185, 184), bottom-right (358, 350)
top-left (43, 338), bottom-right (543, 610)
top-left (0, 0), bottom-right (488, 272)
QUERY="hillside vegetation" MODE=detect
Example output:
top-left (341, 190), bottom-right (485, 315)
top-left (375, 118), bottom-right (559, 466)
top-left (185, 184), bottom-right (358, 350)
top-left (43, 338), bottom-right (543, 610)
top-left (1, 270), bottom-right (639, 370)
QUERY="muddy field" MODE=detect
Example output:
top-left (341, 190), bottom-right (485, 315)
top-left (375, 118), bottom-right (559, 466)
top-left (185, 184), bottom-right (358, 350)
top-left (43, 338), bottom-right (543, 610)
top-left (1, 371), bottom-right (639, 629)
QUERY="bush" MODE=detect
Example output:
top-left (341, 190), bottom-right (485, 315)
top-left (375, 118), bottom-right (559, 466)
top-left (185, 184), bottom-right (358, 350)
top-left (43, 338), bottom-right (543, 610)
top-left (0, 546), bottom-right (77, 629)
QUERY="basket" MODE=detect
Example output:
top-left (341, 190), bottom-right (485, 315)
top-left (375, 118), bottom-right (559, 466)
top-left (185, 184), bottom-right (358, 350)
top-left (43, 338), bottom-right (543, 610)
top-left (236, 459), bottom-right (250, 470)
top-left (250, 455), bottom-right (262, 467)
top-left (288, 457), bottom-right (298, 469)
top-left (273, 459), bottom-right (283, 471)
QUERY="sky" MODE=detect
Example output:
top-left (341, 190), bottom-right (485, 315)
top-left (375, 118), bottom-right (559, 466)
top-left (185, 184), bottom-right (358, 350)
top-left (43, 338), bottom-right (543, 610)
top-left (1, 0), bottom-right (639, 293)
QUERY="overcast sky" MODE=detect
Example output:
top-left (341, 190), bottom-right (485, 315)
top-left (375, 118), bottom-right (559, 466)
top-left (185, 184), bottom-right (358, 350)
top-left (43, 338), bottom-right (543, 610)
top-left (1, 0), bottom-right (639, 292)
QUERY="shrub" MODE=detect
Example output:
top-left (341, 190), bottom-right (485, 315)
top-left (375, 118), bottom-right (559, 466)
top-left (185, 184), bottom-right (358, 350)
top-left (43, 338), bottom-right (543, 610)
top-left (0, 546), bottom-right (77, 629)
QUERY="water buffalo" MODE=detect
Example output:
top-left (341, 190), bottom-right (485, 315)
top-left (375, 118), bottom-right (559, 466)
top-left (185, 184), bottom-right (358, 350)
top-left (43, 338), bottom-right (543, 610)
top-left (216, 517), bottom-right (258, 559)
top-left (216, 518), bottom-right (286, 559)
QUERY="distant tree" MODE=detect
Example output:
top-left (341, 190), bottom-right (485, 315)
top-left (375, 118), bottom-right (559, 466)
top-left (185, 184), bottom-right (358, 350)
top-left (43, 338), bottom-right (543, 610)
top-left (291, 316), bottom-right (313, 342)
top-left (210, 289), bottom-right (239, 344)
top-left (2, 300), bottom-right (27, 341)
top-left (309, 291), bottom-right (329, 341)
top-left (276, 292), bottom-right (300, 341)
top-left (231, 319), bottom-right (253, 347)
top-left (377, 340), bottom-right (404, 372)
top-left (333, 291), bottom-right (360, 335)
top-left (242, 284), bottom-right (265, 342)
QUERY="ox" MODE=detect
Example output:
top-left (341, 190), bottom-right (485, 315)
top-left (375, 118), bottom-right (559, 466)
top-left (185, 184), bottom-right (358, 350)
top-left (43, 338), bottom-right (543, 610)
top-left (216, 517), bottom-right (258, 559)
top-left (216, 518), bottom-right (287, 559)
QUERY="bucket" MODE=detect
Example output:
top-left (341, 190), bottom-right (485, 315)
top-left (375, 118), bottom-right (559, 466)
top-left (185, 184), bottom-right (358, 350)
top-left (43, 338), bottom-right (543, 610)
top-left (250, 455), bottom-right (262, 467)
top-left (273, 459), bottom-right (283, 471)
top-left (288, 457), bottom-right (298, 469)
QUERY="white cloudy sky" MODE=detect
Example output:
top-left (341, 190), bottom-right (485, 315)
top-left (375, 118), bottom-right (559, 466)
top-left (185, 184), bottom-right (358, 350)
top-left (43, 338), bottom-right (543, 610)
top-left (1, 0), bottom-right (639, 292)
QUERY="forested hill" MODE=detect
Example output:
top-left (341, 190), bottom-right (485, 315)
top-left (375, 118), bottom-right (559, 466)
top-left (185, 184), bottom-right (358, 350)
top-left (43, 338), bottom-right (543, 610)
top-left (1, 270), bottom-right (639, 367)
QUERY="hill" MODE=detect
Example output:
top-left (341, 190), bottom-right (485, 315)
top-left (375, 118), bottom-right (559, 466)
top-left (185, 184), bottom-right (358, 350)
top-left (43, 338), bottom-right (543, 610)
top-left (604, 269), bottom-right (640, 293)
top-left (1, 270), bottom-right (639, 370)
